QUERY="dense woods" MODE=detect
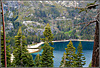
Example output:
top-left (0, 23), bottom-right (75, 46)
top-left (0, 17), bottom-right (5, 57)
top-left (3, 1), bottom-right (96, 47)
top-left (1, 27), bottom-right (11, 67)
top-left (12, 27), bottom-right (34, 67)
top-left (1, 0), bottom-right (99, 67)
top-left (60, 41), bottom-right (86, 67)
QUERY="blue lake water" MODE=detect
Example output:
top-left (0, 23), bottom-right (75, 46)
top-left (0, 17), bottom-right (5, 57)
top-left (31, 41), bottom-right (94, 67)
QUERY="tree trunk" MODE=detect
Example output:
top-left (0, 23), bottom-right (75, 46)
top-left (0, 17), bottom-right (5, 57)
top-left (92, 21), bottom-right (99, 67)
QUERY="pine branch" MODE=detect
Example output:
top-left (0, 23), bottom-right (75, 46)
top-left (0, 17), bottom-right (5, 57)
top-left (75, 4), bottom-right (99, 14)
top-left (75, 7), bottom-right (99, 27)
top-left (86, 4), bottom-right (99, 9)
top-left (81, 20), bottom-right (97, 31)
top-left (75, 17), bottom-right (95, 26)
top-left (75, 7), bottom-right (84, 9)
top-left (75, 4), bottom-right (99, 9)
top-left (75, 22), bottom-right (87, 26)
top-left (95, 12), bottom-right (100, 19)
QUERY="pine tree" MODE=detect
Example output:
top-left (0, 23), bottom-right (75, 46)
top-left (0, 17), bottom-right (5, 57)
top-left (41, 23), bottom-right (54, 44)
top-left (60, 52), bottom-right (66, 67)
top-left (12, 27), bottom-right (34, 67)
top-left (34, 54), bottom-right (41, 67)
top-left (40, 42), bottom-right (54, 67)
top-left (40, 23), bottom-right (54, 67)
top-left (60, 41), bottom-right (76, 67)
top-left (65, 41), bottom-right (76, 67)
top-left (75, 42), bottom-right (86, 67)
top-left (1, 27), bottom-right (11, 67)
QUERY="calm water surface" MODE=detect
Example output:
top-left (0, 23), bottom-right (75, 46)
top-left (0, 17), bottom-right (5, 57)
top-left (31, 41), bottom-right (94, 67)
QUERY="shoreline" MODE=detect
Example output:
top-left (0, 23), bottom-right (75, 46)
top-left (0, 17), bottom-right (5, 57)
top-left (28, 39), bottom-right (94, 48)
top-left (11, 39), bottom-right (94, 62)
top-left (52, 39), bottom-right (94, 42)
top-left (27, 39), bottom-right (94, 53)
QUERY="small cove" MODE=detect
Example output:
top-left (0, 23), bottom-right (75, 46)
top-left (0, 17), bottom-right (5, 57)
top-left (31, 41), bottom-right (94, 67)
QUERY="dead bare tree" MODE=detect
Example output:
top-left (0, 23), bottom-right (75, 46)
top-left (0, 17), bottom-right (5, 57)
top-left (75, 0), bottom-right (99, 67)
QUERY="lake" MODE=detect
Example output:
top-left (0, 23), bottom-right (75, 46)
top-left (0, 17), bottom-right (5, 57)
top-left (31, 41), bottom-right (94, 67)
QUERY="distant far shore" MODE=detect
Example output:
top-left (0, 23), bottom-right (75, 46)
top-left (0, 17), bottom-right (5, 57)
top-left (28, 39), bottom-right (94, 48)
top-left (27, 39), bottom-right (94, 53)
top-left (52, 39), bottom-right (94, 43)
top-left (29, 39), bottom-right (94, 46)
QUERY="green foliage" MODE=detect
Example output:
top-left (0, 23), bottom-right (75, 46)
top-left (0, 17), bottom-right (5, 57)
top-left (13, 22), bottom-right (22, 29)
top-left (27, 35), bottom-right (40, 44)
top-left (75, 42), bottom-right (86, 67)
top-left (40, 23), bottom-right (54, 67)
top-left (9, 37), bottom-right (15, 47)
top-left (42, 18), bottom-right (49, 23)
top-left (80, 26), bottom-right (94, 40)
top-left (60, 41), bottom-right (76, 67)
top-left (6, 45), bottom-right (11, 67)
top-left (5, 2), bottom-right (95, 47)
top-left (79, 8), bottom-right (87, 13)
top-left (50, 7), bottom-right (60, 18)
top-left (12, 27), bottom-right (34, 67)
top-left (35, 9), bottom-right (47, 17)
top-left (86, 1), bottom-right (96, 9)
top-left (40, 42), bottom-right (54, 67)
top-left (34, 54), bottom-right (41, 67)
top-left (41, 23), bottom-right (54, 44)
top-left (60, 41), bottom-right (86, 67)
top-left (60, 52), bottom-right (66, 67)
top-left (1, 28), bottom-right (11, 67)
top-left (89, 61), bottom-right (92, 67)
top-left (65, 41), bottom-right (76, 67)
top-left (79, 1), bottom-right (97, 13)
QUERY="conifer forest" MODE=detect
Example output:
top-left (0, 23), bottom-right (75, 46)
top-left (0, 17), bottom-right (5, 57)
top-left (0, 0), bottom-right (99, 67)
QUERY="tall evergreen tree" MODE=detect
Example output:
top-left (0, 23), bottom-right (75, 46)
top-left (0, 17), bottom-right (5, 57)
top-left (75, 42), bottom-right (86, 67)
top-left (41, 23), bottom-right (54, 44)
top-left (34, 54), bottom-right (41, 67)
top-left (60, 52), bottom-right (66, 67)
top-left (1, 27), bottom-right (11, 67)
top-left (12, 27), bottom-right (34, 67)
top-left (40, 23), bottom-right (54, 67)
top-left (60, 41), bottom-right (76, 67)
top-left (40, 42), bottom-right (54, 67)
top-left (65, 41), bottom-right (76, 67)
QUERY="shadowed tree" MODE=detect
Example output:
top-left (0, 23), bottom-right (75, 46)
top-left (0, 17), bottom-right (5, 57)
top-left (34, 54), bottom-right (41, 67)
top-left (40, 42), bottom-right (54, 67)
top-left (75, 42), bottom-right (86, 67)
top-left (60, 52), bottom-right (66, 67)
top-left (12, 27), bottom-right (34, 67)
top-left (1, 27), bottom-right (11, 67)
top-left (60, 41), bottom-right (86, 67)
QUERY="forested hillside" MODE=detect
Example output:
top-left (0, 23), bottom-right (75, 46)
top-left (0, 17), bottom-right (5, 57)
top-left (3, 1), bottom-right (96, 46)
